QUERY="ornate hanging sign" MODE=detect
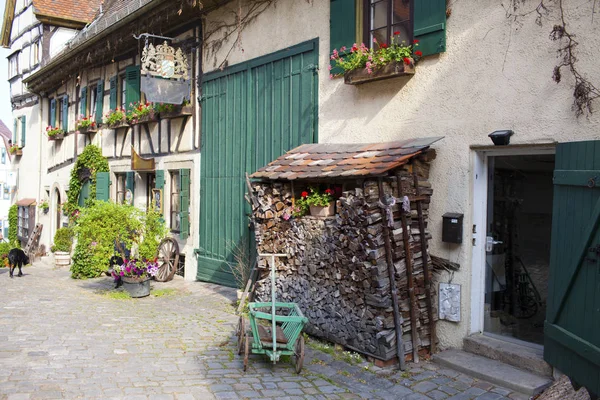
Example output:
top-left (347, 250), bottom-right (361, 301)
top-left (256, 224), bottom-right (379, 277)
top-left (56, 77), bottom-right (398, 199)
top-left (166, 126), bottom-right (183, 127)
top-left (142, 41), bottom-right (189, 80)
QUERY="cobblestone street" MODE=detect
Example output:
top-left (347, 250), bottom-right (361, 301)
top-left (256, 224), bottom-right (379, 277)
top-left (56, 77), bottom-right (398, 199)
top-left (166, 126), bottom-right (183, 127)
top-left (1, 261), bottom-right (530, 400)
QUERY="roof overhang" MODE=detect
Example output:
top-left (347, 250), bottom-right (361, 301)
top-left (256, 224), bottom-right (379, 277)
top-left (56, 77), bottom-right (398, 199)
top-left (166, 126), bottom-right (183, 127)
top-left (1, 0), bottom-right (16, 48)
top-left (33, 13), bottom-right (88, 30)
top-left (16, 198), bottom-right (36, 206)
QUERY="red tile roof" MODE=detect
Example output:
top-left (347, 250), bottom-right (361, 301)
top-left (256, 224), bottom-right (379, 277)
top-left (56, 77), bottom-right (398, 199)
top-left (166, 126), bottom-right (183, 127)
top-left (32, 0), bottom-right (102, 24)
top-left (250, 137), bottom-right (443, 180)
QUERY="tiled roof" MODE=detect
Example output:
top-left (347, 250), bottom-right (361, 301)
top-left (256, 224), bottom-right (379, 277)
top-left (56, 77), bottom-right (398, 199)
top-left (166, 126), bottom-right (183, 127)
top-left (0, 120), bottom-right (12, 141)
top-left (251, 137), bottom-right (443, 180)
top-left (32, 0), bottom-right (102, 24)
top-left (16, 198), bottom-right (36, 206)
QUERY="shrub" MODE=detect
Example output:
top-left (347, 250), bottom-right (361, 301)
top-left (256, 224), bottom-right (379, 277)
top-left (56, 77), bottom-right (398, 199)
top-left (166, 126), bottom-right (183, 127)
top-left (8, 205), bottom-right (18, 248)
top-left (138, 208), bottom-right (168, 261)
top-left (0, 242), bottom-right (12, 267)
top-left (51, 227), bottom-right (74, 253)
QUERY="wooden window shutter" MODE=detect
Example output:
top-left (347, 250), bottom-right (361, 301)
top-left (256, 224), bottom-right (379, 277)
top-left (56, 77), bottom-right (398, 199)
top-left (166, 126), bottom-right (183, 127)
top-left (330, 0), bottom-right (356, 74)
top-left (62, 95), bottom-right (69, 132)
top-left (95, 172), bottom-right (111, 201)
top-left (80, 86), bottom-right (87, 117)
top-left (96, 80), bottom-right (104, 124)
top-left (125, 65), bottom-right (141, 111)
top-left (155, 170), bottom-right (164, 189)
top-left (179, 168), bottom-right (190, 240)
top-left (126, 171), bottom-right (135, 196)
top-left (414, 0), bottom-right (447, 57)
top-left (109, 76), bottom-right (118, 110)
top-left (50, 99), bottom-right (56, 128)
top-left (20, 116), bottom-right (26, 147)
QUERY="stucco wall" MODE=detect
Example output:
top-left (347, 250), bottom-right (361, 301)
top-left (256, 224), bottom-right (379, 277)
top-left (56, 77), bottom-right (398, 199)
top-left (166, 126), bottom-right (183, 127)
top-left (203, 0), bottom-right (600, 349)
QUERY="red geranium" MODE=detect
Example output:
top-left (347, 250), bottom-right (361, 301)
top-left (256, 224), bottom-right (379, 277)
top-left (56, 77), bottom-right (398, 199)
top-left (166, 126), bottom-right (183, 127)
top-left (325, 189), bottom-right (334, 195)
top-left (301, 191), bottom-right (309, 198)
top-left (414, 39), bottom-right (420, 44)
top-left (394, 31), bottom-right (400, 35)
top-left (415, 50), bottom-right (423, 57)
top-left (380, 43), bottom-right (388, 49)
top-left (403, 57), bottom-right (411, 65)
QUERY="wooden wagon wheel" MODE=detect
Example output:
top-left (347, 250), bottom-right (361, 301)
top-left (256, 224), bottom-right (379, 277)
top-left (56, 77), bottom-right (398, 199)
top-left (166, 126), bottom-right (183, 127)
top-left (155, 237), bottom-right (180, 282)
top-left (237, 316), bottom-right (246, 355)
top-left (243, 336), bottom-right (250, 372)
top-left (294, 335), bottom-right (305, 374)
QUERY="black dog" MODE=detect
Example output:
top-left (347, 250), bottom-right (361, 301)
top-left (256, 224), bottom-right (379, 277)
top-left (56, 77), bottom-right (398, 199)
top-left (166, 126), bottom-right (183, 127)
top-left (108, 255), bottom-right (124, 288)
top-left (8, 249), bottom-right (29, 278)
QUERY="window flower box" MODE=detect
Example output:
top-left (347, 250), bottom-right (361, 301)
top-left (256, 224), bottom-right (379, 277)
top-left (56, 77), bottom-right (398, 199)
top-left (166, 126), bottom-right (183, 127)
top-left (158, 104), bottom-right (193, 120)
top-left (78, 126), bottom-right (98, 134)
top-left (47, 126), bottom-right (66, 140)
top-left (104, 108), bottom-right (127, 130)
top-left (9, 146), bottom-right (22, 156)
top-left (128, 112), bottom-right (158, 126)
top-left (344, 59), bottom-right (415, 85)
top-left (75, 116), bottom-right (98, 134)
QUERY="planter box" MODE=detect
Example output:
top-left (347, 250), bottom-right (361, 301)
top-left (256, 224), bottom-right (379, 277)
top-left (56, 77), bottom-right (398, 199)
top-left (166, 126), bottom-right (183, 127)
top-left (344, 59), bottom-right (415, 85)
top-left (122, 277), bottom-right (151, 298)
top-left (159, 105), bottom-right (193, 120)
top-left (54, 251), bottom-right (71, 267)
top-left (10, 149), bottom-right (23, 156)
top-left (108, 121), bottom-right (128, 129)
top-left (48, 133), bottom-right (65, 140)
top-left (128, 113), bottom-right (158, 126)
top-left (78, 126), bottom-right (98, 134)
top-left (309, 203), bottom-right (335, 217)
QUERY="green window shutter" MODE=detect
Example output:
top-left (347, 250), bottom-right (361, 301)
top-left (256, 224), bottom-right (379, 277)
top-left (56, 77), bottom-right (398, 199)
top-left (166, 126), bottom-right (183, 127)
top-left (109, 76), bottom-right (117, 110)
top-left (330, 0), bottom-right (356, 75)
top-left (80, 86), bottom-right (87, 117)
top-left (62, 95), bottom-right (69, 132)
top-left (50, 99), bottom-right (56, 128)
top-left (414, 0), bottom-right (447, 57)
top-left (179, 168), bottom-right (190, 240)
top-left (155, 170), bottom-right (164, 189)
top-left (12, 119), bottom-right (17, 144)
top-left (125, 65), bottom-right (141, 111)
top-left (96, 80), bottom-right (104, 124)
top-left (20, 116), bottom-right (26, 147)
top-left (95, 171), bottom-right (110, 201)
top-left (126, 171), bottom-right (135, 196)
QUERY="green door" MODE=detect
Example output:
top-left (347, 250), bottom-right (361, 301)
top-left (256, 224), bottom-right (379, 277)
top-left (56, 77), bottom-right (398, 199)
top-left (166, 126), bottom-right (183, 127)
top-left (197, 39), bottom-right (319, 287)
top-left (544, 140), bottom-right (600, 396)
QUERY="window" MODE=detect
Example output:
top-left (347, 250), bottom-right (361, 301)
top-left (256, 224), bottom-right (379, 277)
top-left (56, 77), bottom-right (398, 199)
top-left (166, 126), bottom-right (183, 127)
top-left (89, 84), bottom-right (97, 118)
top-left (18, 206), bottom-right (30, 239)
top-left (364, 0), bottom-right (412, 46)
top-left (146, 173), bottom-right (156, 211)
top-left (1, 148), bottom-right (5, 164)
top-left (57, 98), bottom-right (63, 129)
top-left (3, 185), bottom-right (9, 200)
top-left (9, 55), bottom-right (18, 78)
top-left (32, 41), bottom-right (40, 65)
top-left (120, 76), bottom-right (127, 110)
top-left (170, 170), bottom-right (180, 232)
top-left (115, 173), bottom-right (126, 204)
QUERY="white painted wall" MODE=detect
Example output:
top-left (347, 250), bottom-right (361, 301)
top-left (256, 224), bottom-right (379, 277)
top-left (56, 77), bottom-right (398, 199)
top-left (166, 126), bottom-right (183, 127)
top-left (203, 0), bottom-right (600, 349)
top-left (49, 28), bottom-right (77, 58)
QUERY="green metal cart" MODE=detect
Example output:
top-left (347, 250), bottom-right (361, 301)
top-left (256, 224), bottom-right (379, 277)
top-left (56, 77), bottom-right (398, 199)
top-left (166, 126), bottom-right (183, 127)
top-left (237, 253), bottom-right (308, 373)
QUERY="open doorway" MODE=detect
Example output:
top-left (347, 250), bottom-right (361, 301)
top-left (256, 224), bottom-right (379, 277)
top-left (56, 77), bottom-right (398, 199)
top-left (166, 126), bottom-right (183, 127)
top-left (483, 154), bottom-right (555, 345)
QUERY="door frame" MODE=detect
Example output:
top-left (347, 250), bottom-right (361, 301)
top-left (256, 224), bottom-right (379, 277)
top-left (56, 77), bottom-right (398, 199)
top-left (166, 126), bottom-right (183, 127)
top-left (470, 144), bottom-right (556, 335)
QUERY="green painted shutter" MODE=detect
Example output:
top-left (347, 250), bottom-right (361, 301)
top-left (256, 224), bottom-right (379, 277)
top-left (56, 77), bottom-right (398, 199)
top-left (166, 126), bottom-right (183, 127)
top-left (179, 169), bottom-right (190, 240)
top-left (80, 86), bottom-right (87, 117)
top-left (50, 99), bottom-right (56, 128)
top-left (96, 80), bottom-right (104, 124)
top-left (78, 180), bottom-right (90, 207)
top-left (125, 65), bottom-right (141, 111)
top-left (414, 0), bottom-right (447, 57)
top-left (62, 95), bottom-right (69, 132)
top-left (330, 0), bottom-right (356, 74)
top-left (95, 172), bottom-right (110, 201)
top-left (126, 171), bottom-right (135, 195)
top-left (155, 170), bottom-right (164, 189)
top-left (20, 116), bottom-right (26, 147)
top-left (109, 76), bottom-right (117, 110)
top-left (12, 119), bottom-right (17, 144)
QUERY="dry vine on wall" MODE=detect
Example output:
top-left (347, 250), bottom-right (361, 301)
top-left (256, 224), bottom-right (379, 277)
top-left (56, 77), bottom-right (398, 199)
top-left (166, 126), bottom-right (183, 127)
top-left (506, 0), bottom-right (599, 116)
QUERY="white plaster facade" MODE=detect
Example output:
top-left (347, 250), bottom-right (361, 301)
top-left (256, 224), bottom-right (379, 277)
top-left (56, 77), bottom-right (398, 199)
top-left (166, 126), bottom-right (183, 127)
top-left (202, 0), bottom-right (600, 349)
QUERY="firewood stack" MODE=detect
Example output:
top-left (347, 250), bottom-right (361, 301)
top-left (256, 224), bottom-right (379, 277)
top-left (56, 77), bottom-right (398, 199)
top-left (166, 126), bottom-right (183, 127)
top-left (251, 157), bottom-right (438, 363)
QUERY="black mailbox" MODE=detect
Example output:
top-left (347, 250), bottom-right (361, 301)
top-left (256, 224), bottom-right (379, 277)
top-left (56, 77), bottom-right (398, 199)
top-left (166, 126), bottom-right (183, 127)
top-left (442, 213), bottom-right (463, 244)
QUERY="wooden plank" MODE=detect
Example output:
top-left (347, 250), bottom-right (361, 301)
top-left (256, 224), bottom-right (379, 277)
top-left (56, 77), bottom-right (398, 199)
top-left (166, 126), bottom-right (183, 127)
top-left (553, 169), bottom-right (600, 187)
top-left (545, 322), bottom-right (600, 367)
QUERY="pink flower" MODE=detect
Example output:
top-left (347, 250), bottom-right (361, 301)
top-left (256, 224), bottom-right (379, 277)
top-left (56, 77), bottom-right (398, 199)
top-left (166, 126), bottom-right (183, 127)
top-left (329, 74), bottom-right (334, 79)
top-left (373, 37), bottom-right (378, 43)
top-left (328, 64), bottom-right (332, 71)
top-left (340, 46), bottom-right (346, 52)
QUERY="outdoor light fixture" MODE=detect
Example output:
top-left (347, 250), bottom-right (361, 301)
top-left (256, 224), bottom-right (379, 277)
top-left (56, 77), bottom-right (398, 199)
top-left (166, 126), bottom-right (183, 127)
top-left (488, 130), bottom-right (514, 146)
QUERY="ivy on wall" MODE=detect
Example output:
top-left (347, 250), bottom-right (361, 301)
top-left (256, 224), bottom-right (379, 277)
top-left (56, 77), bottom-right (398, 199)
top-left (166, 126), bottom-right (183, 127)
top-left (8, 204), bottom-right (18, 248)
top-left (64, 145), bottom-right (109, 217)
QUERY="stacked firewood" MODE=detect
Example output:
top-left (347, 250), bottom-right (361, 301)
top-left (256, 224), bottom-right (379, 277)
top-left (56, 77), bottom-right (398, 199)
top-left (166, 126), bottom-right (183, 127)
top-left (251, 157), bottom-right (438, 362)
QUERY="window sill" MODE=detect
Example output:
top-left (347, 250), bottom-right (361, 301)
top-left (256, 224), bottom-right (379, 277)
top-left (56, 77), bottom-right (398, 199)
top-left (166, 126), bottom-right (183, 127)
top-left (344, 59), bottom-right (415, 86)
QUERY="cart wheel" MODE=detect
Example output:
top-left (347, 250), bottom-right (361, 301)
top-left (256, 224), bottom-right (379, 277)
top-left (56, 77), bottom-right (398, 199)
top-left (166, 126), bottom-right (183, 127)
top-left (155, 238), bottom-right (180, 282)
top-left (237, 317), bottom-right (246, 355)
top-left (243, 336), bottom-right (250, 372)
top-left (294, 335), bottom-right (305, 374)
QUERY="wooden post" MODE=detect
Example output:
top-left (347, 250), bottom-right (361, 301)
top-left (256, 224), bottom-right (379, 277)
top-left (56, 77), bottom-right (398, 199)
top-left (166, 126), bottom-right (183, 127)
top-left (377, 178), bottom-right (406, 370)
top-left (396, 172), bottom-right (420, 363)
top-left (413, 171), bottom-right (436, 354)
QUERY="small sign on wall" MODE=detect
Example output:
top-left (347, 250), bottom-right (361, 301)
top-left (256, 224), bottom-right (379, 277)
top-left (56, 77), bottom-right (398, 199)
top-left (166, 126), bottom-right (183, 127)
top-left (439, 283), bottom-right (461, 322)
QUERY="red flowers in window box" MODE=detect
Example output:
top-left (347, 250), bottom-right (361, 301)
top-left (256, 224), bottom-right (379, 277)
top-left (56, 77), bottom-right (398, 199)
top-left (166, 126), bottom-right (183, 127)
top-left (301, 191), bottom-right (309, 198)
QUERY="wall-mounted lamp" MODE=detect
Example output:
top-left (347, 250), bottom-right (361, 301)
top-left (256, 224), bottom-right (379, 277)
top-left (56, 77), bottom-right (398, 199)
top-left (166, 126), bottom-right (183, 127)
top-left (488, 130), bottom-right (514, 146)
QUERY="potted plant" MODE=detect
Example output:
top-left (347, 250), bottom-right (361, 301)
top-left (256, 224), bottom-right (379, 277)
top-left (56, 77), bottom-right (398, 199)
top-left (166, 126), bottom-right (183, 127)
top-left (104, 108), bottom-right (127, 129)
top-left (296, 187), bottom-right (336, 217)
top-left (39, 200), bottom-right (49, 214)
top-left (126, 101), bottom-right (157, 125)
top-left (155, 100), bottom-right (192, 119)
top-left (111, 258), bottom-right (160, 297)
top-left (9, 144), bottom-right (22, 155)
top-left (75, 116), bottom-right (98, 134)
top-left (46, 126), bottom-right (66, 140)
top-left (52, 227), bottom-right (74, 267)
top-left (331, 33), bottom-right (422, 85)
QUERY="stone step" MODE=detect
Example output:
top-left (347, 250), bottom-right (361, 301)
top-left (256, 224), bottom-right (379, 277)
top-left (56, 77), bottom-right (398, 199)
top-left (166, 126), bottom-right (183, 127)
top-left (434, 349), bottom-right (553, 396)
top-left (464, 334), bottom-right (553, 377)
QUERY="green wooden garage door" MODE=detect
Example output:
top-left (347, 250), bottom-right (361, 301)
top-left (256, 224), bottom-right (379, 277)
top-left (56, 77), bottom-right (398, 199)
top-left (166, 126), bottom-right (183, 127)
top-left (544, 140), bottom-right (600, 397)
top-left (197, 39), bottom-right (319, 287)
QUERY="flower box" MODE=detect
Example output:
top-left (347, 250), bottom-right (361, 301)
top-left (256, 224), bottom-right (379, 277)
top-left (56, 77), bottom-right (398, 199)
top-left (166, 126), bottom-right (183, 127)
top-left (159, 105), bottom-right (193, 120)
top-left (78, 126), bottom-right (98, 134)
top-left (108, 121), bottom-right (128, 130)
top-left (344, 59), bottom-right (415, 85)
top-left (128, 113), bottom-right (158, 126)
top-left (11, 149), bottom-right (23, 156)
top-left (309, 203), bottom-right (335, 217)
top-left (48, 133), bottom-right (66, 140)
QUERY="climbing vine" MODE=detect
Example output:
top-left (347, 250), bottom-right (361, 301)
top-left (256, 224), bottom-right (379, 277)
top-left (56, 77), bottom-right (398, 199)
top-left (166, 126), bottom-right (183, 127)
top-left (505, 0), bottom-right (599, 116)
top-left (65, 145), bottom-right (109, 217)
top-left (8, 204), bottom-right (18, 248)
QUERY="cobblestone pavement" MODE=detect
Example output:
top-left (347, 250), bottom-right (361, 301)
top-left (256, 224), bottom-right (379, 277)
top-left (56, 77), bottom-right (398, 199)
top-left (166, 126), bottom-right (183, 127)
top-left (1, 261), bottom-right (532, 400)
